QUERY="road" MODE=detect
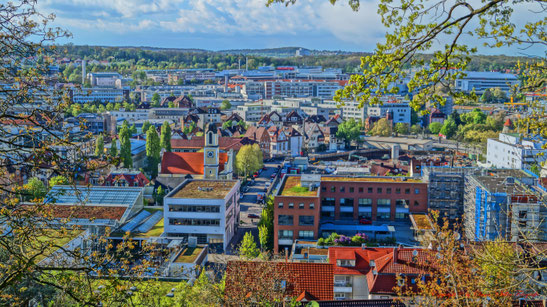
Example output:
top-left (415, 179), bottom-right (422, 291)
top-left (223, 162), bottom-right (280, 254)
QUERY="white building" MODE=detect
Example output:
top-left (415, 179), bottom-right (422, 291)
top-left (87, 72), bottom-right (122, 88)
top-left (236, 103), bottom-right (271, 123)
top-left (107, 109), bottom-right (149, 123)
top-left (368, 100), bottom-right (411, 125)
top-left (455, 71), bottom-right (519, 94)
top-left (486, 133), bottom-right (547, 169)
top-left (70, 87), bottom-right (127, 104)
top-left (322, 100), bottom-right (366, 123)
top-left (163, 179), bottom-right (240, 251)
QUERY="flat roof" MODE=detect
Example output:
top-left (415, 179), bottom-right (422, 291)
top-left (47, 186), bottom-right (142, 206)
top-left (321, 176), bottom-right (423, 183)
top-left (320, 224), bottom-right (396, 232)
top-left (279, 176), bottom-right (318, 197)
top-left (364, 136), bottom-right (433, 145)
top-left (410, 213), bottom-right (433, 230)
top-left (174, 247), bottom-right (204, 263)
top-left (172, 180), bottom-right (237, 199)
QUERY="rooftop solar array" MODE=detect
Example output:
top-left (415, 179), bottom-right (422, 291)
top-left (136, 211), bottom-right (163, 233)
top-left (121, 210), bottom-right (151, 232)
top-left (47, 186), bottom-right (143, 206)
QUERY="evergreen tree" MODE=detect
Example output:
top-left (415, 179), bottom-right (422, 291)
top-left (94, 134), bottom-right (104, 156)
top-left (146, 126), bottom-right (161, 178)
top-left (141, 121), bottom-right (151, 134)
top-left (160, 121), bottom-right (172, 152)
top-left (239, 232), bottom-right (260, 259)
top-left (119, 125), bottom-right (133, 168)
top-left (109, 140), bottom-right (118, 157)
top-left (151, 93), bottom-right (161, 107)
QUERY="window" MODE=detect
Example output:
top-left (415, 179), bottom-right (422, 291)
top-left (396, 188), bottom-right (401, 194)
top-left (396, 199), bottom-right (408, 208)
top-left (377, 211), bottom-right (391, 220)
top-left (299, 203), bottom-right (305, 209)
top-left (278, 202), bottom-right (284, 208)
top-left (519, 211), bottom-right (527, 219)
top-left (169, 218), bottom-right (220, 226)
top-left (278, 215), bottom-right (293, 225)
top-left (386, 188), bottom-right (392, 194)
top-left (340, 198), bottom-right (354, 207)
top-left (360, 212), bottom-right (372, 218)
top-left (349, 187), bottom-right (354, 193)
top-left (415, 188), bottom-right (420, 194)
top-left (396, 212), bottom-right (408, 219)
top-left (337, 259), bottom-right (356, 267)
top-left (377, 199), bottom-right (391, 206)
top-left (359, 187), bottom-right (364, 193)
top-left (359, 198), bottom-right (372, 206)
top-left (405, 188), bottom-right (411, 194)
top-left (330, 186), bottom-right (336, 192)
top-left (298, 231), bottom-right (314, 239)
top-left (321, 211), bottom-right (335, 218)
top-left (414, 201), bottom-right (420, 207)
top-left (377, 188), bottom-right (382, 194)
top-left (169, 205), bottom-right (220, 213)
top-left (322, 198), bottom-right (336, 206)
top-left (340, 212), bottom-right (354, 219)
top-left (278, 230), bottom-right (293, 239)
top-left (368, 187), bottom-right (373, 193)
top-left (289, 203), bottom-right (294, 209)
top-left (309, 203), bottom-right (315, 209)
top-left (299, 215), bottom-right (315, 226)
top-left (321, 186), bottom-right (326, 192)
top-left (340, 187), bottom-right (345, 193)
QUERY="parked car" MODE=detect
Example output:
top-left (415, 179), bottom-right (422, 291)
top-left (359, 218), bottom-right (372, 225)
top-left (270, 173), bottom-right (276, 179)
top-left (248, 213), bottom-right (260, 219)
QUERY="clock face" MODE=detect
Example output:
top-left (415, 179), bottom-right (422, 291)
top-left (207, 150), bottom-right (214, 158)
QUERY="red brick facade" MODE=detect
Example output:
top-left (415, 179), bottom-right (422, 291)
top-left (274, 194), bottom-right (320, 252)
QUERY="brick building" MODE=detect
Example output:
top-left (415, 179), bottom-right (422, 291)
top-left (273, 175), bottom-right (428, 252)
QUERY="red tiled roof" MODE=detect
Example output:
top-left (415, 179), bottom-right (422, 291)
top-left (225, 261), bottom-right (333, 302)
top-left (160, 152), bottom-right (228, 175)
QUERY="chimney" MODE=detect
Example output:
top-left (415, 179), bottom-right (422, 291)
top-left (393, 247), bottom-right (398, 264)
top-left (285, 247), bottom-right (289, 263)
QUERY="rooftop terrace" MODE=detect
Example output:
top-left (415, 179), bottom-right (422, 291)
top-left (172, 180), bottom-right (237, 199)
top-left (280, 176), bottom-right (318, 197)
top-left (321, 176), bottom-right (423, 183)
top-left (174, 247), bottom-right (204, 263)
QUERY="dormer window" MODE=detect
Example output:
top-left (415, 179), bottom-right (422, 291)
top-left (337, 259), bottom-right (355, 267)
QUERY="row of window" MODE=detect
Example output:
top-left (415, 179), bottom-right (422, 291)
top-left (168, 218), bottom-right (220, 226)
top-left (322, 186), bottom-right (421, 195)
top-left (278, 215), bottom-right (315, 226)
top-left (168, 205), bottom-right (220, 213)
top-left (278, 202), bottom-right (315, 210)
top-left (321, 211), bottom-right (409, 220)
top-left (321, 198), bottom-right (417, 207)
top-left (278, 230), bottom-right (314, 239)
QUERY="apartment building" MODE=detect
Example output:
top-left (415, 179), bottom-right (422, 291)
top-left (486, 133), bottom-right (547, 170)
top-left (235, 103), bottom-right (271, 123)
top-left (163, 179), bottom-right (240, 251)
top-left (273, 175), bottom-right (428, 251)
top-left (368, 101), bottom-right (412, 125)
top-left (454, 71), bottom-right (519, 94)
top-left (70, 87), bottom-right (129, 104)
top-left (87, 72), bottom-right (122, 87)
top-left (322, 100), bottom-right (366, 123)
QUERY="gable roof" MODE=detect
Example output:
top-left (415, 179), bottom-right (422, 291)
top-left (225, 261), bottom-right (333, 302)
top-left (160, 152), bottom-right (228, 175)
top-left (245, 126), bottom-right (271, 142)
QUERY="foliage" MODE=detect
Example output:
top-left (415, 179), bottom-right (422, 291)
top-left (410, 124), bottom-right (423, 135)
top-left (336, 118), bottom-right (362, 146)
top-left (239, 232), bottom-right (260, 259)
top-left (160, 121), bottom-right (172, 152)
top-left (109, 139), bottom-right (118, 157)
top-left (94, 134), bottom-right (104, 156)
top-left (141, 121), bottom-right (151, 134)
top-left (428, 122), bottom-right (443, 134)
top-left (146, 126), bottom-right (161, 178)
top-left (394, 122), bottom-right (409, 135)
top-left (258, 225), bottom-right (268, 252)
top-left (220, 100), bottom-right (232, 110)
top-left (236, 144), bottom-right (262, 178)
top-left (440, 118), bottom-right (458, 138)
top-left (258, 197), bottom-right (274, 251)
top-left (369, 118), bottom-right (392, 137)
top-left (156, 186), bottom-right (166, 206)
top-left (222, 120), bottom-right (233, 130)
top-left (151, 93), bottom-right (161, 107)
top-left (317, 232), bottom-right (369, 246)
top-left (23, 178), bottom-right (47, 201)
top-left (48, 176), bottom-right (68, 188)
top-left (119, 122), bottom-right (133, 168)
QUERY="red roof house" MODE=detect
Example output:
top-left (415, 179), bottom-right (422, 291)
top-left (160, 152), bottom-right (228, 175)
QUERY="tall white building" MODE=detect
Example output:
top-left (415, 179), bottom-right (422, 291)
top-left (163, 179), bottom-right (240, 251)
top-left (454, 71), bottom-right (519, 94)
top-left (486, 133), bottom-right (547, 169)
top-left (367, 100), bottom-right (411, 125)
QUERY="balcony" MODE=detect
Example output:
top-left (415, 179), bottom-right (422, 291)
top-left (278, 238), bottom-right (293, 246)
top-left (333, 283), bottom-right (353, 293)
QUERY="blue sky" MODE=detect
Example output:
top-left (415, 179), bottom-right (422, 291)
top-left (38, 0), bottom-right (543, 55)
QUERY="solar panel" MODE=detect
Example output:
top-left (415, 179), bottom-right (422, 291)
top-left (136, 211), bottom-right (163, 233)
top-left (120, 210), bottom-right (151, 233)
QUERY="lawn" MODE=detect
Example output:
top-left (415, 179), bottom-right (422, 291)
top-left (280, 176), bottom-right (317, 197)
top-left (175, 247), bottom-right (203, 263)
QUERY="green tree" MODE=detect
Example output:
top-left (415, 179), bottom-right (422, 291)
top-left (141, 121), bottom-right (151, 134)
top-left (23, 178), bottom-right (47, 201)
top-left (481, 89), bottom-right (494, 103)
top-left (146, 126), bottom-right (161, 178)
top-left (236, 144), bottom-right (261, 178)
top-left (239, 232), bottom-right (260, 259)
top-left (410, 124), bottom-right (423, 135)
top-left (336, 118), bottom-right (362, 146)
top-left (130, 123), bottom-right (137, 135)
top-left (369, 118), bottom-right (392, 137)
top-left (109, 139), bottom-right (118, 157)
top-left (491, 87), bottom-right (507, 103)
top-left (119, 124), bottom-right (133, 168)
top-left (440, 118), bottom-right (458, 138)
top-left (156, 186), bottom-right (166, 206)
top-left (394, 122), bottom-right (409, 135)
top-left (222, 120), bottom-right (233, 130)
top-left (94, 134), bottom-right (104, 156)
top-left (428, 122), bottom-right (443, 134)
top-left (151, 93), bottom-right (161, 107)
top-left (258, 225), bottom-right (268, 252)
top-left (160, 121), bottom-right (172, 152)
top-left (48, 175), bottom-right (68, 188)
top-left (220, 100), bottom-right (232, 110)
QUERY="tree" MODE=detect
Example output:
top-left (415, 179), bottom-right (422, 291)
top-left (119, 124), bottom-right (133, 168)
top-left (440, 118), bottom-right (458, 138)
top-left (151, 93), bottom-right (161, 107)
top-left (369, 118), bottom-right (392, 137)
top-left (94, 134), bottom-right (104, 156)
top-left (130, 123), bottom-right (137, 136)
top-left (49, 176), bottom-right (68, 188)
top-left (258, 197), bottom-right (274, 251)
top-left (23, 178), bottom-right (47, 200)
top-left (268, 0), bottom-right (545, 112)
top-left (239, 232), bottom-right (260, 259)
top-left (251, 143), bottom-right (264, 169)
top-left (236, 144), bottom-right (261, 178)
top-left (336, 118), bottom-right (362, 146)
top-left (156, 186), bottom-right (166, 206)
top-left (410, 124), bottom-right (423, 135)
top-left (222, 120), bottom-right (233, 130)
top-left (491, 87), bottom-right (507, 102)
top-left (141, 121), bottom-right (151, 134)
top-left (109, 139), bottom-right (118, 157)
top-left (481, 89), bottom-right (494, 103)
top-left (258, 225), bottom-right (268, 252)
top-left (146, 126), bottom-right (161, 178)
top-left (160, 121), bottom-right (172, 152)
top-left (220, 100), bottom-right (232, 110)
top-left (394, 122), bottom-right (409, 135)
top-left (428, 122), bottom-right (443, 134)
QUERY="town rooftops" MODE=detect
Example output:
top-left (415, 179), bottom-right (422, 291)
top-left (321, 176), bottom-right (423, 183)
top-left (160, 152), bottom-right (228, 175)
top-left (279, 176), bottom-right (319, 197)
top-left (169, 180), bottom-right (238, 199)
top-left (47, 186), bottom-right (143, 207)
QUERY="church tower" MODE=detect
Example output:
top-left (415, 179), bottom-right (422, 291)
top-left (204, 123), bottom-right (219, 179)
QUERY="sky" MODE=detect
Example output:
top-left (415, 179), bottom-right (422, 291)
top-left (38, 0), bottom-right (543, 56)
